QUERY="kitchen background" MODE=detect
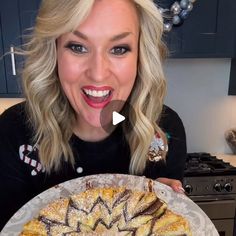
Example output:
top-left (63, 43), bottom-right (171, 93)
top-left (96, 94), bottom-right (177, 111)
top-left (0, 0), bottom-right (235, 155)
top-left (164, 58), bottom-right (236, 154)
top-left (1, 58), bottom-right (235, 155)
top-left (1, 1), bottom-right (236, 235)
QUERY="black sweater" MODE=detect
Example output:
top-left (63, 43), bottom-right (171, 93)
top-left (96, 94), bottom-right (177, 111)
top-left (0, 102), bottom-right (186, 230)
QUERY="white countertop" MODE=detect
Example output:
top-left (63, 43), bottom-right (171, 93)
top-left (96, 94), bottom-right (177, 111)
top-left (0, 98), bottom-right (24, 114)
top-left (214, 153), bottom-right (236, 167)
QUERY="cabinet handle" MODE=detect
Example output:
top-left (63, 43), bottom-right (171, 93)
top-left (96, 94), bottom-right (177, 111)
top-left (10, 46), bottom-right (16, 76)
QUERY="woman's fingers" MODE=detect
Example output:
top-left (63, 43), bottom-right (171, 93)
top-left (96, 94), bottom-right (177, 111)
top-left (172, 185), bottom-right (185, 193)
top-left (156, 177), bottom-right (185, 194)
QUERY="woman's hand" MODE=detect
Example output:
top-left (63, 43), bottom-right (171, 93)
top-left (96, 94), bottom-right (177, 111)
top-left (156, 177), bottom-right (185, 194)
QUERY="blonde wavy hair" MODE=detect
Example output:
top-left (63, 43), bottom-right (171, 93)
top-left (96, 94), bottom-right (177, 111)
top-left (22, 0), bottom-right (167, 174)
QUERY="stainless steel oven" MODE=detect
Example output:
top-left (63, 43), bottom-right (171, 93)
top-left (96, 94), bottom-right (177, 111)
top-left (190, 195), bottom-right (236, 236)
top-left (183, 153), bottom-right (236, 236)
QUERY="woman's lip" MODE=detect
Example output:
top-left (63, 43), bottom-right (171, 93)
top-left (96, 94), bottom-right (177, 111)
top-left (81, 90), bottom-right (113, 109)
top-left (82, 85), bottom-right (114, 91)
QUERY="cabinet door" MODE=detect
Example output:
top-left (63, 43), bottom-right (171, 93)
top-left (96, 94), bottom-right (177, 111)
top-left (228, 59), bottom-right (236, 95)
top-left (0, 0), bottom-right (40, 97)
top-left (181, 0), bottom-right (235, 58)
top-left (0, 15), bottom-right (7, 94)
top-left (164, 0), bottom-right (236, 58)
top-left (0, 0), bottom-right (22, 95)
top-left (216, 0), bottom-right (236, 57)
top-left (19, 0), bottom-right (41, 41)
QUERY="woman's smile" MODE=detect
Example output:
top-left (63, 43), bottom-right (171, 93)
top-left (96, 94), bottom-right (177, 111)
top-left (81, 85), bottom-right (114, 109)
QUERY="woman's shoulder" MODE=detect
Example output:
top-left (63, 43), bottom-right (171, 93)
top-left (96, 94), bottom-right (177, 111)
top-left (0, 101), bottom-right (26, 120)
top-left (159, 105), bottom-right (184, 129)
top-left (0, 101), bottom-right (29, 134)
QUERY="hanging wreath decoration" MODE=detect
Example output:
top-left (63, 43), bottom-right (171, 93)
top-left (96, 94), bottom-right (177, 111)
top-left (157, 0), bottom-right (197, 32)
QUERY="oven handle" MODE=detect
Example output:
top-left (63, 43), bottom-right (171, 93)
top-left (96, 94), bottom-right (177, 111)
top-left (195, 199), bottom-right (236, 205)
top-left (190, 195), bottom-right (236, 202)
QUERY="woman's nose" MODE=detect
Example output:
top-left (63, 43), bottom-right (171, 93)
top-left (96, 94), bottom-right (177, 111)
top-left (86, 52), bottom-right (111, 82)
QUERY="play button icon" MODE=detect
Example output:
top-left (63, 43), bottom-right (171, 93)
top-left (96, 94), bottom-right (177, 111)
top-left (112, 111), bottom-right (125, 125)
top-left (100, 100), bottom-right (136, 134)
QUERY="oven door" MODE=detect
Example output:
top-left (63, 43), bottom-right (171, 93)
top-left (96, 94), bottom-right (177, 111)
top-left (191, 195), bottom-right (236, 236)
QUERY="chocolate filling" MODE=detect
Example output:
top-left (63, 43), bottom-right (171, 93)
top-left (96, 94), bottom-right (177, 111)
top-left (118, 226), bottom-right (137, 236)
top-left (90, 196), bottom-right (111, 214)
top-left (92, 218), bottom-right (111, 230)
top-left (38, 216), bottom-right (68, 235)
top-left (131, 198), bottom-right (164, 219)
top-left (112, 189), bottom-right (132, 208)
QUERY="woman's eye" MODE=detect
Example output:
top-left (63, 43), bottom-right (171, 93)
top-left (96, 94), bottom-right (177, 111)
top-left (111, 46), bottom-right (130, 55)
top-left (66, 43), bottom-right (88, 54)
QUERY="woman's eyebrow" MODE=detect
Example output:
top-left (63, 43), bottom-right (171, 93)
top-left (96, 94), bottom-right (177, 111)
top-left (73, 30), bottom-right (132, 41)
top-left (110, 32), bottom-right (132, 41)
top-left (73, 30), bottom-right (88, 40)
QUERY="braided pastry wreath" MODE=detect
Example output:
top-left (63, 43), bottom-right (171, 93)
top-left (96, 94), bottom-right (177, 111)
top-left (20, 187), bottom-right (192, 236)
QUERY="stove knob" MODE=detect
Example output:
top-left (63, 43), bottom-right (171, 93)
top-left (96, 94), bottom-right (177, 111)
top-left (214, 183), bottom-right (222, 192)
top-left (224, 183), bottom-right (233, 192)
top-left (184, 184), bottom-right (193, 194)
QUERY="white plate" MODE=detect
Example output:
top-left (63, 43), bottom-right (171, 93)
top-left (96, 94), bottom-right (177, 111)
top-left (1, 174), bottom-right (219, 236)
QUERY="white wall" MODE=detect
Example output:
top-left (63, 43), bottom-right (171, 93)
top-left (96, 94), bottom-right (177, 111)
top-left (164, 58), bottom-right (236, 154)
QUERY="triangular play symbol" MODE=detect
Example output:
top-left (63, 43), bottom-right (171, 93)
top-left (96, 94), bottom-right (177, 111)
top-left (112, 111), bottom-right (125, 125)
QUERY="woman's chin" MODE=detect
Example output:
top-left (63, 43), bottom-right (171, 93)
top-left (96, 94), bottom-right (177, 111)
top-left (85, 116), bottom-right (108, 129)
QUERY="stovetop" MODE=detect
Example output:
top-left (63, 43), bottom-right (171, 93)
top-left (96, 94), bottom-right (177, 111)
top-left (184, 152), bottom-right (236, 177)
top-left (183, 153), bottom-right (236, 195)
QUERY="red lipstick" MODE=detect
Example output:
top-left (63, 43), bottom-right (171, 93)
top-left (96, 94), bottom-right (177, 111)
top-left (81, 85), bottom-right (114, 109)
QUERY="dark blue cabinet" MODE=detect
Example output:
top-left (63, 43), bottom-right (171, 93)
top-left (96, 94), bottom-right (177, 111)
top-left (1, 1), bottom-right (22, 96)
top-left (164, 0), bottom-right (236, 58)
top-left (228, 59), bottom-right (236, 95)
top-left (0, 16), bottom-right (7, 94)
top-left (0, 0), bottom-right (40, 97)
top-left (1, 0), bottom-right (236, 97)
top-left (19, 0), bottom-right (41, 40)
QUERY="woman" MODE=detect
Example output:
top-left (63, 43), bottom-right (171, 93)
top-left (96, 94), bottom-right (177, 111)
top-left (0, 0), bottom-right (186, 230)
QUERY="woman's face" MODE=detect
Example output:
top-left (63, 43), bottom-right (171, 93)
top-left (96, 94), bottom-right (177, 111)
top-left (57, 0), bottom-right (139, 129)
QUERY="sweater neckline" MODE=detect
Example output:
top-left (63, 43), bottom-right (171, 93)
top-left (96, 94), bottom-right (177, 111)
top-left (70, 125), bottom-right (126, 153)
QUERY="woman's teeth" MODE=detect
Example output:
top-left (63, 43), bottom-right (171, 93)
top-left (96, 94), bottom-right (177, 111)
top-left (83, 89), bottom-right (110, 98)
